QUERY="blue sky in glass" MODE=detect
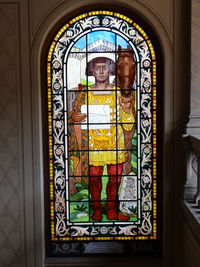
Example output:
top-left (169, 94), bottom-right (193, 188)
top-left (73, 31), bottom-right (129, 50)
top-left (116, 35), bottom-right (129, 48)
top-left (73, 35), bottom-right (86, 49)
top-left (87, 31), bottom-right (115, 46)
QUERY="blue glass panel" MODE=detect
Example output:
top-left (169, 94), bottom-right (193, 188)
top-left (116, 35), bottom-right (129, 49)
top-left (72, 35), bottom-right (86, 51)
top-left (87, 30), bottom-right (116, 52)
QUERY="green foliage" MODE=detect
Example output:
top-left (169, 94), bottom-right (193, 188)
top-left (69, 192), bottom-right (88, 201)
top-left (131, 131), bottom-right (138, 174)
top-left (70, 202), bottom-right (89, 222)
top-left (74, 203), bottom-right (87, 211)
top-left (128, 205), bottom-right (137, 213)
top-left (74, 182), bottom-right (85, 192)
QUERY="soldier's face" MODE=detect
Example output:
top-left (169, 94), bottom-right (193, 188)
top-left (93, 62), bottom-right (110, 83)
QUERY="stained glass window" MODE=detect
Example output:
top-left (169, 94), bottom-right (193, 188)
top-left (46, 11), bottom-right (158, 255)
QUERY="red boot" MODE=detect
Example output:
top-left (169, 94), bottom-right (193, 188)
top-left (106, 175), bottom-right (118, 220)
top-left (106, 208), bottom-right (130, 220)
top-left (118, 213), bottom-right (130, 220)
top-left (91, 207), bottom-right (102, 220)
top-left (106, 164), bottom-right (130, 221)
top-left (106, 208), bottom-right (117, 220)
top-left (89, 166), bottom-right (103, 221)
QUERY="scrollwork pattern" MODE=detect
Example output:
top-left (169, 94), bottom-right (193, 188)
top-left (118, 225), bottom-right (137, 235)
top-left (137, 41), bottom-right (151, 67)
top-left (59, 22), bottom-right (83, 46)
top-left (56, 213), bottom-right (68, 236)
top-left (54, 169), bottom-right (65, 190)
top-left (141, 119), bottom-right (152, 143)
top-left (53, 95), bottom-right (63, 119)
top-left (70, 226), bottom-right (90, 236)
top-left (90, 226), bottom-right (117, 236)
top-left (141, 168), bottom-right (152, 189)
top-left (55, 190), bottom-right (65, 212)
top-left (53, 120), bottom-right (64, 144)
top-left (141, 94), bottom-right (151, 118)
top-left (141, 69), bottom-right (152, 93)
top-left (138, 212), bottom-right (152, 235)
top-left (52, 69), bottom-right (63, 94)
top-left (141, 144), bottom-right (152, 168)
top-left (102, 16), bottom-right (122, 29)
top-left (53, 42), bottom-right (66, 69)
top-left (54, 145), bottom-right (64, 168)
top-left (79, 16), bottom-right (100, 29)
top-left (120, 21), bottom-right (143, 44)
top-left (142, 189), bottom-right (152, 212)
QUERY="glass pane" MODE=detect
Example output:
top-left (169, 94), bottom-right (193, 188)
top-left (47, 12), bottom-right (158, 253)
top-left (116, 35), bottom-right (129, 49)
top-left (72, 35), bottom-right (86, 51)
top-left (67, 53), bottom-right (87, 90)
top-left (88, 30), bottom-right (116, 52)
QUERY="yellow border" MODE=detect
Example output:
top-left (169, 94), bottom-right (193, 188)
top-left (47, 11), bottom-right (157, 241)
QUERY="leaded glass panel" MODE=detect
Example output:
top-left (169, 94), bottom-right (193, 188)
top-left (47, 11), bottom-right (158, 255)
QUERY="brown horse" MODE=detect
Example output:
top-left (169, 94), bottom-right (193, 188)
top-left (116, 45), bottom-right (136, 175)
top-left (117, 45), bottom-right (136, 97)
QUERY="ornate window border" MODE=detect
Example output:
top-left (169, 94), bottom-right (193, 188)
top-left (43, 8), bottom-right (163, 256)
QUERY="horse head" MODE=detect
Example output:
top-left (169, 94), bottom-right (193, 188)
top-left (117, 45), bottom-right (136, 96)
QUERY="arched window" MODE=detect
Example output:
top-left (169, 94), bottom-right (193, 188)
top-left (45, 10), bottom-right (161, 256)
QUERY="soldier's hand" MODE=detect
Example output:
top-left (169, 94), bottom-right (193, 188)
top-left (119, 95), bottom-right (134, 113)
top-left (71, 111), bottom-right (87, 123)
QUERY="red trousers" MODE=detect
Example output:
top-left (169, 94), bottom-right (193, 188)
top-left (89, 163), bottom-right (123, 209)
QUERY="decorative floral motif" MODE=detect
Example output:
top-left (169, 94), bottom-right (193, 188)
top-left (102, 18), bottom-right (109, 25)
top-left (138, 41), bottom-right (151, 67)
top-left (55, 190), bottom-right (65, 212)
top-left (93, 18), bottom-right (100, 25)
top-left (141, 144), bottom-right (152, 168)
top-left (52, 70), bottom-right (63, 94)
top-left (143, 59), bottom-right (151, 68)
top-left (53, 60), bottom-right (61, 69)
top-left (141, 69), bottom-right (151, 93)
top-left (139, 212), bottom-right (152, 235)
top-left (53, 95), bottom-right (64, 119)
top-left (90, 226), bottom-right (117, 235)
top-left (56, 213), bottom-right (68, 236)
top-left (141, 119), bottom-right (152, 143)
top-left (52, 42), bottom-right (66, 72)
top-left (59, 22), bottom-right (82, 46)
top-left (54, 169), bottom-right (65, 189)
top-left (79, 16), bottom-right (100, 29)
top-left (118, 225), bottom-right (137, 235)
top-left (102, 16), bottom-right (122, 29)
top-left (142, 189), bottom-right (152, 212)
top-left (120, 21), bottom-right (143, 43)
top-left (70, 226), bottom-right (90, 236)
top-left (141, 94), bottom-right (152, 118)
top-left (54, 145), bottom-right (64, 168)
top-left (141, 168), bottom-right (152, 188)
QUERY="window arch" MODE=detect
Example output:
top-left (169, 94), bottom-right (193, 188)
top-left (45, 10), bottom-right (161, 256)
